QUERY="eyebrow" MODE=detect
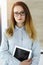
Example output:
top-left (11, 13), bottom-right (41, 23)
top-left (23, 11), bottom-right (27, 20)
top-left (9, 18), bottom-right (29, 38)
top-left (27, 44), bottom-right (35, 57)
top-left (14, 10), bottom-right (25, 13)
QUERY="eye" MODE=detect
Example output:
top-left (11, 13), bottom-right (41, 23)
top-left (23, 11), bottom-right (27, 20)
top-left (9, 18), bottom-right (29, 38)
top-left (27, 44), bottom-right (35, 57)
top-left (14, 12), bottom-right (18, 15)
top-left (20, 11), bottom-right (25, 14)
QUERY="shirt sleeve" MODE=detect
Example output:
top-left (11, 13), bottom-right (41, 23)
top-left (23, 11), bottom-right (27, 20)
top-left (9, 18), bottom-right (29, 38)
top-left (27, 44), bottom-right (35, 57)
top-left (0, 32), bottom-right (20, 65)
top-left (31, 39), bottom-right (40, 65)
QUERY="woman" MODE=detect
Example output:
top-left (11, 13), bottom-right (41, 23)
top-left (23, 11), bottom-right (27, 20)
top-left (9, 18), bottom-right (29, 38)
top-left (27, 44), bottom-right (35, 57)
top-left (0, 1), bottom-right (40, 65)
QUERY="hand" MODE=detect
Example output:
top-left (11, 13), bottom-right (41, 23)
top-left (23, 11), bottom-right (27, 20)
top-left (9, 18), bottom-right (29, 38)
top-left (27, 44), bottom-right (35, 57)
top-left (20, 59), bottom-right (32, 65)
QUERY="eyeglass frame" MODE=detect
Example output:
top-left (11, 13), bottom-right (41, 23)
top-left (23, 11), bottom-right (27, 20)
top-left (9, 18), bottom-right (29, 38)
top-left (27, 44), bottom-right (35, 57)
top-left (14, 11), bottom-right (25, 17)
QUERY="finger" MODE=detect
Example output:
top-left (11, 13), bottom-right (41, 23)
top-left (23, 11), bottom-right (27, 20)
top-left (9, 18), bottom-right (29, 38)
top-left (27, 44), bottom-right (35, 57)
top-left (28, 60), bottom-right (32, 63)
top-left (23, 59), bottom-right (28, 61)
top-left (28, 60), bottom-right (32, 65)
top-left (23, 59), bottom-right (31, 62)
top-left (27, 58), bottom-right (32, 62)
top-left (24, 59), bottom-right (29, 61)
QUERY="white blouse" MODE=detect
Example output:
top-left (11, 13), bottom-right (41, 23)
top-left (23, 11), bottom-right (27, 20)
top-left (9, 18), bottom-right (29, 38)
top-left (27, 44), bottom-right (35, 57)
top-left (0, 25), bottom-right (40, 65)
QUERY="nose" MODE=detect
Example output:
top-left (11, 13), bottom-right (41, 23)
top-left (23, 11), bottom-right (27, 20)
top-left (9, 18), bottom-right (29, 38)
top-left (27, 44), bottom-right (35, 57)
top-left (18, 14), bottom-right (21, 16)
top-left (18, 14), bottom-right (22, 18)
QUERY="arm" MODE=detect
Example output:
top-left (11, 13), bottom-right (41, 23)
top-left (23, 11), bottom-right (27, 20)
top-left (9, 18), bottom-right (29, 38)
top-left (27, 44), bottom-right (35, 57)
top-left (31, 39), bottom-right (40, 65)
top-left (0, 32), bottom-right (20, 65)
top-left (19, 39), bottom-right (40, 65)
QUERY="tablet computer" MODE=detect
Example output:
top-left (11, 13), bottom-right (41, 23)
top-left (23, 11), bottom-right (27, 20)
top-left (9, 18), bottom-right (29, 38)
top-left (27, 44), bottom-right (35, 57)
top-left (13, 46), bottom-right (32, 61)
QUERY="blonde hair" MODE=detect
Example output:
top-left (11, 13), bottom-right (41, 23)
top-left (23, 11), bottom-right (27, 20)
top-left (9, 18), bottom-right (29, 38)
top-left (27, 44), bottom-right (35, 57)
top-left (6, 1), bottom-right (37, 40)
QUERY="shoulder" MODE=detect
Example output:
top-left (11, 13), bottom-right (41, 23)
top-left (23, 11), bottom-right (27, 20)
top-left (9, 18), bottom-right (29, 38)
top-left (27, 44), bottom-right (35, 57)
top-left (3, 30), bottom-right (13, 40)
top-left (3, 30), bottom-right (10, 41)
top-left (32, 38), bottom-right (40, 51)
top-left (33, 38), bottom-right (40, 45)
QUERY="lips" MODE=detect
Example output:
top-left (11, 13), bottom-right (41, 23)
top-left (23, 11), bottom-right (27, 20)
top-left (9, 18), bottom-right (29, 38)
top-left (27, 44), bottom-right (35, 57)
top-left (18, 19), bottom-right (22, 20)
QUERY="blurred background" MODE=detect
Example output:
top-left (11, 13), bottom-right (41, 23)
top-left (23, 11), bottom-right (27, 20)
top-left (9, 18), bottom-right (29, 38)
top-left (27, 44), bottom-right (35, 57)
top-left (0, 7), bottom-right (2, 45)
top-left (0, 0), bottom-right (43, 65)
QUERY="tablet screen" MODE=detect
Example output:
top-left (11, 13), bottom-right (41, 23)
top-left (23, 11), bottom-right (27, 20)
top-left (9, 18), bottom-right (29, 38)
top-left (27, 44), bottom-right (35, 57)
top-left (13, 46), bottom-right (32, 61)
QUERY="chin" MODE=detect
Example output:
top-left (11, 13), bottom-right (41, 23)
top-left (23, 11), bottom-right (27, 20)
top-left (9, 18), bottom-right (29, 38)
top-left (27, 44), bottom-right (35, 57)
top-left (17, 21), bottom-right (24, 23)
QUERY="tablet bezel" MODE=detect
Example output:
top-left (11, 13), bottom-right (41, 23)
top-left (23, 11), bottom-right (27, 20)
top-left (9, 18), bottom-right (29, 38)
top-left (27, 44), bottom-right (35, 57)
top-left (13, 45), bottom-right (32, 59)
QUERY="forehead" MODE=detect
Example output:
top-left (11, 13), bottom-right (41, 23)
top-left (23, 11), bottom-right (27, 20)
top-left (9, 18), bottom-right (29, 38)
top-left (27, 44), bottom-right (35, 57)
top-left (14, 5), bottom-right (24, 12)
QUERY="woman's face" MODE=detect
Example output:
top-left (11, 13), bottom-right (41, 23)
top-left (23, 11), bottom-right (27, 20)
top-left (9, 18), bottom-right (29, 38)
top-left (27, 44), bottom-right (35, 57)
top-left (14, 5), bottom-right (25, 26)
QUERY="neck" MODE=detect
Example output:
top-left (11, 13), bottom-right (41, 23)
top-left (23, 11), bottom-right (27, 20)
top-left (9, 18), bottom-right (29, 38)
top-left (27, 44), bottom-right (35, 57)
top-left (16, 23), bottom-right (24, 28)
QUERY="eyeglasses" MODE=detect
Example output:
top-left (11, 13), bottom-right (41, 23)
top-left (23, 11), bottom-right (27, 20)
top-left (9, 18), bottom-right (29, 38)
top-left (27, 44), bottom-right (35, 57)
top-left (14, 11), bottom-right (25, 17)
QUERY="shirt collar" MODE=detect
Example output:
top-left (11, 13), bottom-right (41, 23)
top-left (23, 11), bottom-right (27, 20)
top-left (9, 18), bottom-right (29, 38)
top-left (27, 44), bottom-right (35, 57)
top-left (15, 25), bottom-right (25, 30)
